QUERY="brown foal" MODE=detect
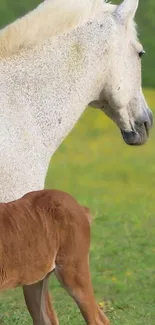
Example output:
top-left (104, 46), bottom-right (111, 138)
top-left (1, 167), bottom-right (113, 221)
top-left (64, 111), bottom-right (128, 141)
top-left (0, 189), bottom-right (109, 325)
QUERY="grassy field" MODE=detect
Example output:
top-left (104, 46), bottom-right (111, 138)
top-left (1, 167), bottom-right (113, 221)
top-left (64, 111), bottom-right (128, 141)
top-left (0, 89), bottom-right (155, 324)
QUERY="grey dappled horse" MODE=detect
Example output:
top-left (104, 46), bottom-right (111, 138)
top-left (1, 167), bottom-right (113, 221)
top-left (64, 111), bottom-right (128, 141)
top-left (0, 0), bottom-right (153, 202)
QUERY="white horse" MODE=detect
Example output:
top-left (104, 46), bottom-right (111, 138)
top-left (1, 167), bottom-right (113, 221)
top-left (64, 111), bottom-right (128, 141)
top-left (0, 0), bottom-right (153, 203)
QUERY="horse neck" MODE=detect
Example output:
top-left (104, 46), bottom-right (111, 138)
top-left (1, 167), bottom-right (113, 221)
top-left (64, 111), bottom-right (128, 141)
top-left (0, 19), bottom-right (108, 157)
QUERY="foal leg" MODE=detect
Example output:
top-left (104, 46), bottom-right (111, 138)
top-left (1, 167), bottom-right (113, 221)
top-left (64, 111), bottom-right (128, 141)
top-left (54, 260), bottom-right (110, 325)
top-left (45, 289), bottom-right (59, 325)
top-left (23, 274), bottom-right (59, 325)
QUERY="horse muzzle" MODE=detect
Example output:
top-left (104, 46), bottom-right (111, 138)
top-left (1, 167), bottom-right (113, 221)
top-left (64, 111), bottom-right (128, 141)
top-left (121, 109), bottom-right (153, 146)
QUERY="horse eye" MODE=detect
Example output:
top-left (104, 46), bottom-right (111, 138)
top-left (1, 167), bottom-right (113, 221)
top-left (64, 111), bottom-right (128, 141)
top-left (139, 50), bottom-right (145, 58)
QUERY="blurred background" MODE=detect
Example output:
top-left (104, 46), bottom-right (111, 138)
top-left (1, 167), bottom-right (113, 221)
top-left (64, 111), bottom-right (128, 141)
top-left (0, 1), bottom-right (155, 325)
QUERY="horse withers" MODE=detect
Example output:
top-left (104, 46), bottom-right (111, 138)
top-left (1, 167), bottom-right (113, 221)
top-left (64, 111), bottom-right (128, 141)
top-left (0, 189), bottom-right (109, 325)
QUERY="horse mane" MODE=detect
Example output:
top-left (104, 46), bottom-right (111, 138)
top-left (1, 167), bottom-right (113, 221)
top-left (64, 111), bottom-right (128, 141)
top-left (0, 0), bottom-right (108, 58)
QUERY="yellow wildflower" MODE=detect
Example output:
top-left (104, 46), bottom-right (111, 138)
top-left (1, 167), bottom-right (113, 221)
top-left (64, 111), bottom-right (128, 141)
top-left (126, 271), bottom-right (132, 277)
top-left (98, 301), bottom-right (105, 309)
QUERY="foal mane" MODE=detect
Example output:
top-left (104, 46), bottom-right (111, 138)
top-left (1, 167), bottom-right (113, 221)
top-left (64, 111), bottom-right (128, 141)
top-left (0, 0), bottom-right (108, 58)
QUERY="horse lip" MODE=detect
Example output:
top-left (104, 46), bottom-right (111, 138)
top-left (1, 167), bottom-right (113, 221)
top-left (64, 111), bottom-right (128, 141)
top-left (120, 126), bottom-right (149, 146)
top-left (120, 130), bottom-right (141, 146)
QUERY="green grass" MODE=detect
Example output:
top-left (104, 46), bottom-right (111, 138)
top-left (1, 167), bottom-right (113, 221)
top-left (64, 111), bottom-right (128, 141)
top-left (0, 89), bottom-right (155, 324)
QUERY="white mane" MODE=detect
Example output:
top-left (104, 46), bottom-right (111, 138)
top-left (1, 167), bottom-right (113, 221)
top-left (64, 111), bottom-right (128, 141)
top-left (0, 0), bottom-right (109, 58)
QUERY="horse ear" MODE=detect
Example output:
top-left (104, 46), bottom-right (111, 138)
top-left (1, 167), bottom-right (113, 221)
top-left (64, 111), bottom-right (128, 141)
top-left (115, 0), bottom-right (139, 22)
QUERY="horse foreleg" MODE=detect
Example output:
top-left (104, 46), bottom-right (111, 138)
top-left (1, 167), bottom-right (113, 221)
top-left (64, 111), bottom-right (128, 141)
top-left (55, 260), bottom-right (110, 325)
top-left (23, 274), bottom-right (59, 325)
top-left (44, 284), bottom-right (59, 325)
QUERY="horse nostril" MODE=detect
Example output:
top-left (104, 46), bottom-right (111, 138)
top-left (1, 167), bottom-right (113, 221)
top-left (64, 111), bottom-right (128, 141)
top-left (143, 109), bottom-right (154, 128)
top-left (135, 109), bottom-right (153, 130)
top-left (144, 121), bottom-right (149, 136)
